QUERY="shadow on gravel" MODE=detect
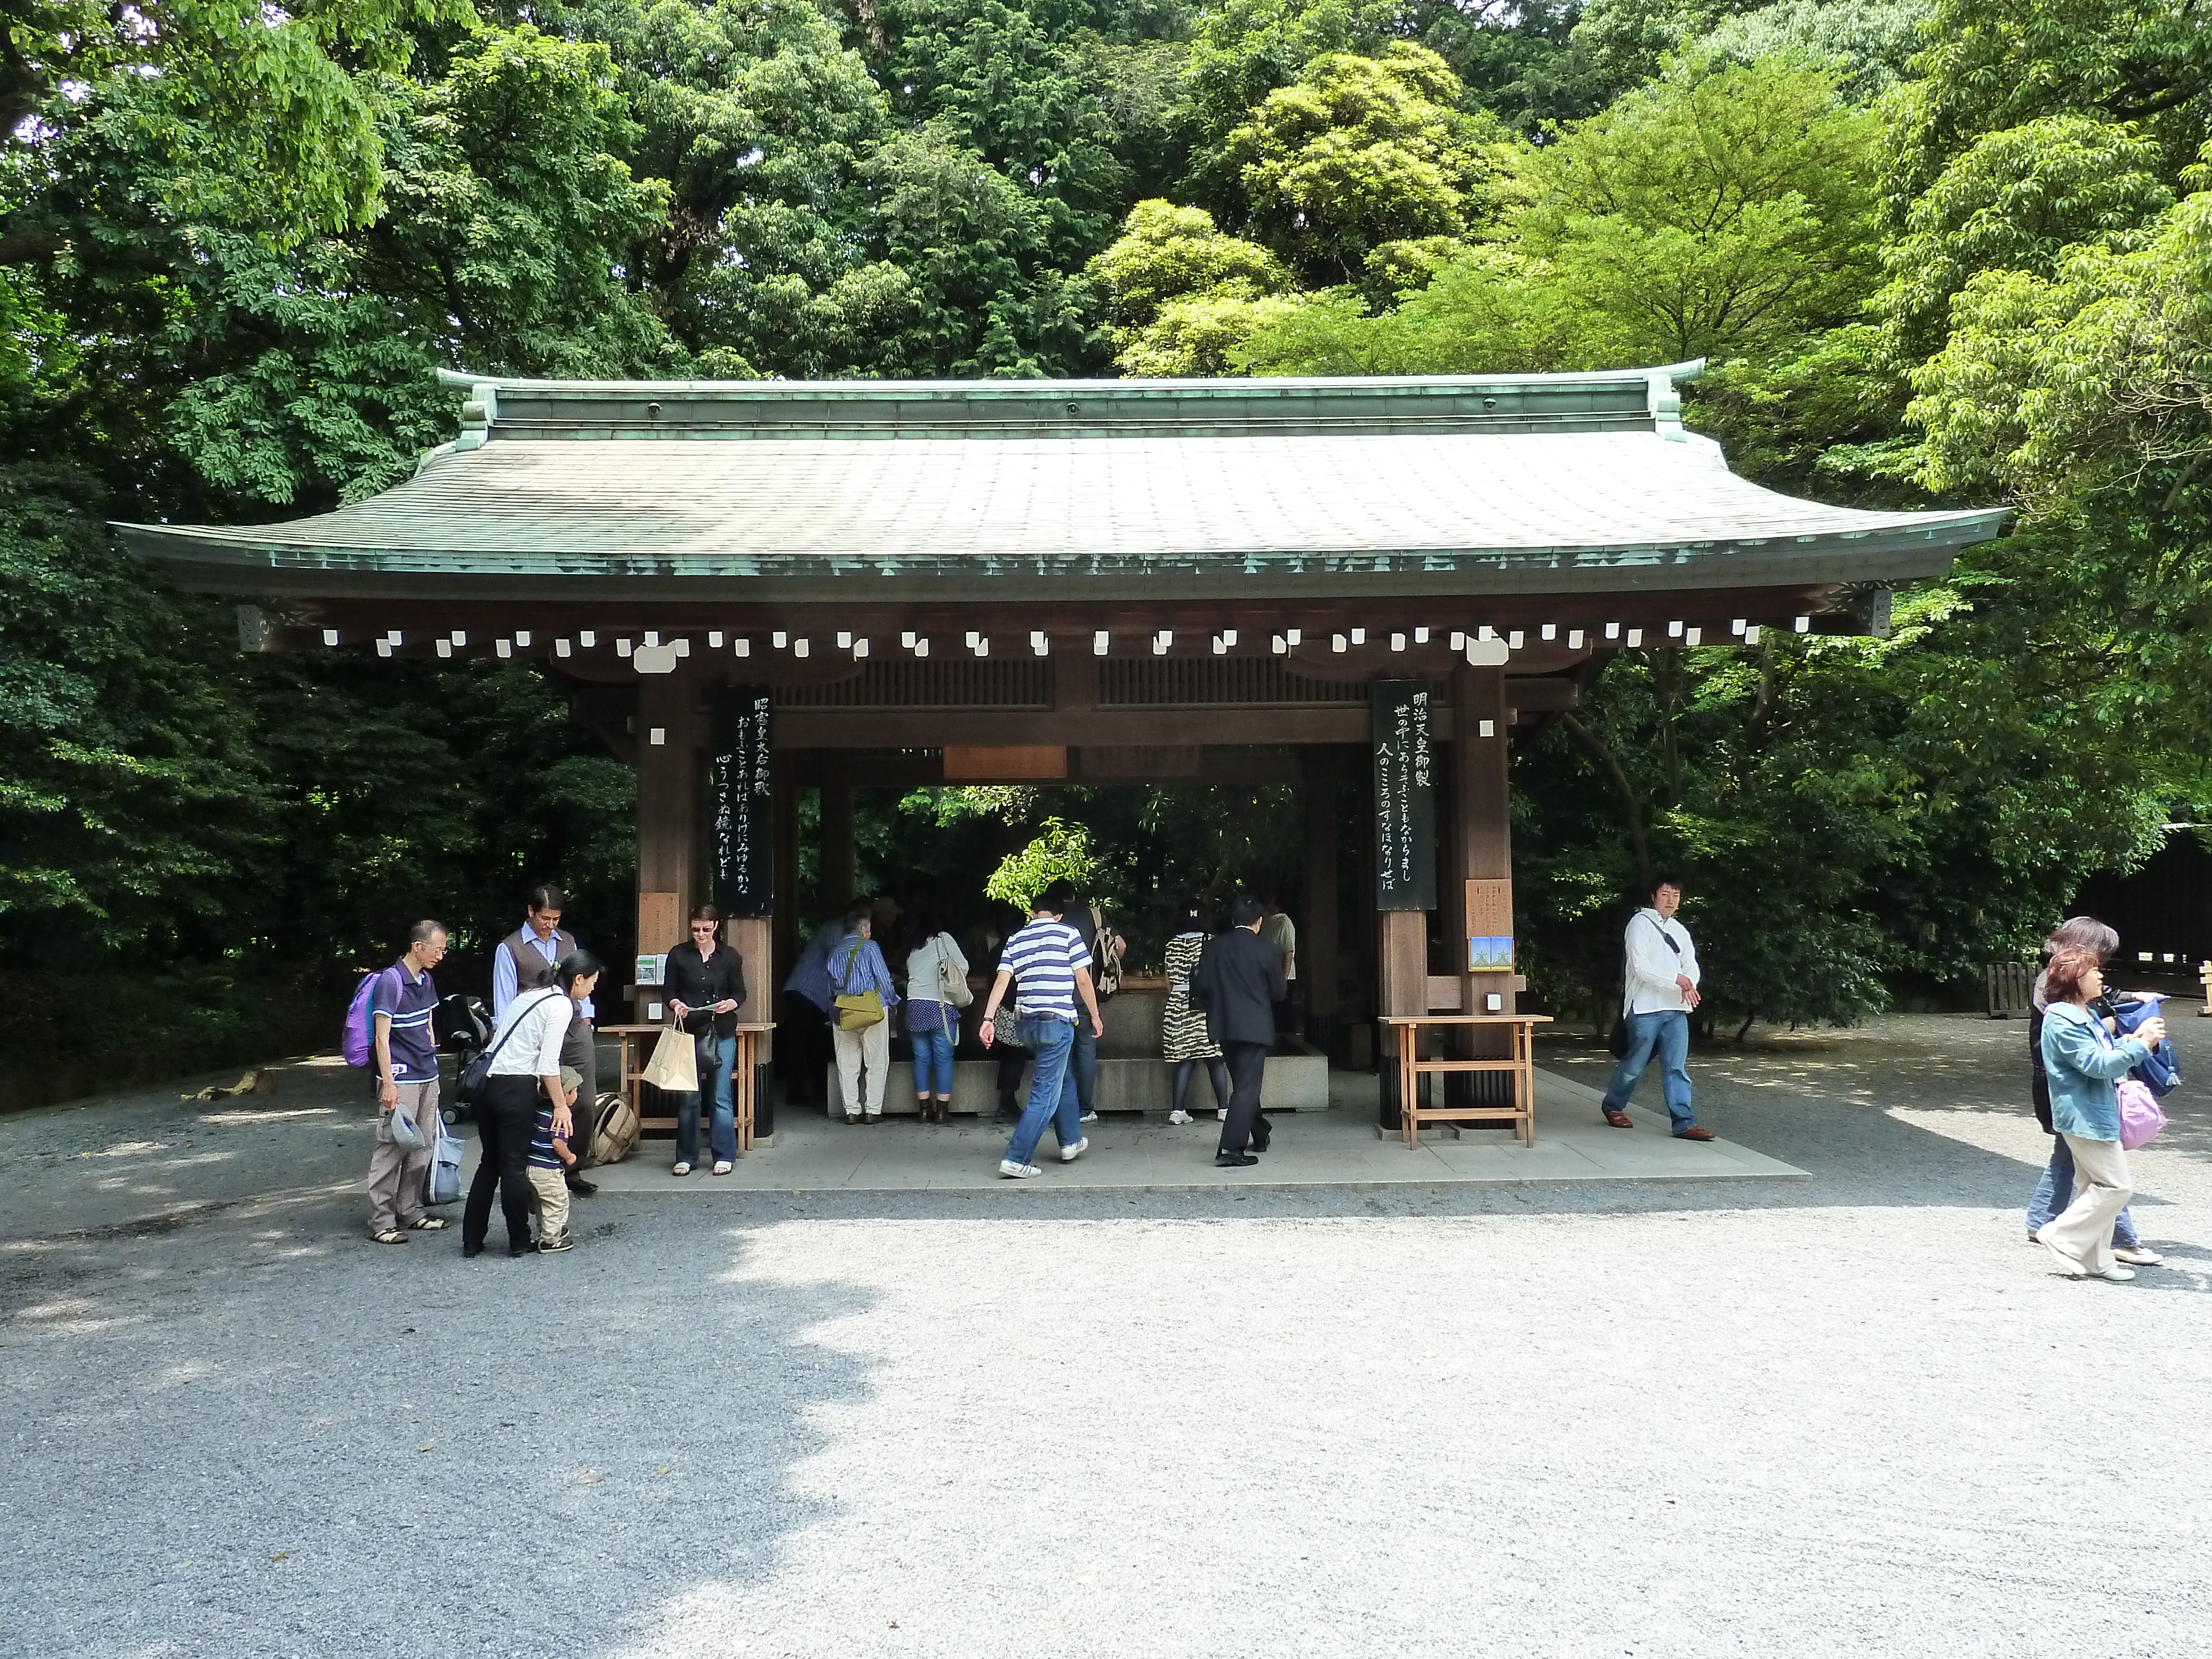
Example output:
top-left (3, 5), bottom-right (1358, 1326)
top-left (0, 1191), bottom-right (877, 1659)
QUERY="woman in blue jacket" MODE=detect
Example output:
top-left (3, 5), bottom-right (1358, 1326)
top-left (2036, 948), bottom-right (2166, 1282)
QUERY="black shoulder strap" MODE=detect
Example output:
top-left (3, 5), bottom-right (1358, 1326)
top-left (485, 988), bottom-right (564, 1066)
top-left (1641, 913), bottom-right (1682, 954)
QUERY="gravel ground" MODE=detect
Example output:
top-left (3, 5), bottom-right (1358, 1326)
top-left (4, 1012), bottom-right (2211, 1658)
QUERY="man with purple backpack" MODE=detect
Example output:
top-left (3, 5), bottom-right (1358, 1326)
top-left (358, 920), bottom-right (448, 1244)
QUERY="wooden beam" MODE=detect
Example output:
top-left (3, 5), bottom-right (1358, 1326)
top-left (777, 707), bottom-right (1387, 747)
top-left (1449, 665), bottom-right (1516, 1062)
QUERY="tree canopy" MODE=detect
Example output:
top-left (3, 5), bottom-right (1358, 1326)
top-left (3, 0), bottom-right (2203, 1065)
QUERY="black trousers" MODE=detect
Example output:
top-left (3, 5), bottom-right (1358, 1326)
top-left (463, 1074), bottom-right (538, 1250)
top-left (560, 1013), bottom-right (597, 1170)
top-left (779, 991), bottom-right (832, 1107)
top-left (1218, 1040), bottom-right (1271, 1155)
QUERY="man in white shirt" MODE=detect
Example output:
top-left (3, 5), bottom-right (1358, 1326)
top-left (1600, 877), bottom-right (1715, 1141)
top-left (493, 884), bottom-right (599, 1195)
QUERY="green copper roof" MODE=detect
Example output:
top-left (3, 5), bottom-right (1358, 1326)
top-left (116, 364), bottom-right (2009, 603)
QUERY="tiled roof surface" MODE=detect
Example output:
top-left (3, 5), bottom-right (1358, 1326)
top-left (123, 429), bottom-right (2005, 577)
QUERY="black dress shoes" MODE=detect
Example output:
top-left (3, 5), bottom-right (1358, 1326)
top-left (508, 1241), bottom-right (535, 1257)
top-left (1214, 1151), bottom-right (1259, 1167)
top-left (462, 1241), bottom-right (484, 1259)
top-left (565, 1174), bottom-right (598, 1196)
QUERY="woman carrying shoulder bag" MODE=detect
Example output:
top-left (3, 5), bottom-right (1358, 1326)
top-left (2036, 947), bottom-right (2164, 1283)
top-left (903, 910), bottom-right (970, 1124)
top-left (465, 951), bottom-right (599, 1258)
top-left (665, 905), bottom-right (747, 1177)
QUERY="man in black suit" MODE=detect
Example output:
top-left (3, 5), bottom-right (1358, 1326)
top-left (1192, 894), bottom-right (1288, 1168)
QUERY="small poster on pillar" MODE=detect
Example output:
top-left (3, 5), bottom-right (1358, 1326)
top-left (1371, 679), bottom-right (1436, 911)
top-left (709, 685), bottom-right (774, 916)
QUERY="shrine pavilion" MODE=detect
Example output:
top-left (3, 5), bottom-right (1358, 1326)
top-left (120, 361), bottom-right (2009, 1119)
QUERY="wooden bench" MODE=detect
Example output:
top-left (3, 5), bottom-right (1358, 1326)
top-left (1381, 1014), bottom-right (1551, 1147)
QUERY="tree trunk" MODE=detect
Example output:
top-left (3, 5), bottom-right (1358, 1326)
top-left (1561, 712), bottom-right (1652, 893)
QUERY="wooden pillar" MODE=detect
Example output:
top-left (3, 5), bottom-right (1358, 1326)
top-left (1451, 665), bottom-right (1515, 1019)
top-left (820, 752), bottom-right (855, 907)
top-left (771, 748), bottom-right (800, 979)
top-left (1449, 666), bottom-right (1515, 1094)
top-left (636, 671), bottom-right (698, 962)
top-left (1300, 747), bottom-right (1342, 1052)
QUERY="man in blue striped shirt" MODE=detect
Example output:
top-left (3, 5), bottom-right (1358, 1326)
top-left (979, 894), bottom-right (1104, 1177)
top-left (367, 920), bottom-right (447, 1243)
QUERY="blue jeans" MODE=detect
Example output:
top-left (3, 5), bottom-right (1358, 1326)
top-left (1601, 1010), bottom-right (1695, 1131)
top-left (2028, 1135), bottom-right (2139, 1248)
top-left (1003, 1017), bottom-right (1081, 1166)
top-left (675, 1031), bottom-right (737, 1164)
top-left (911, 1023), bottom-right (956, 1096)
top-left (1071, 1018), bottom-right (1098, 1116)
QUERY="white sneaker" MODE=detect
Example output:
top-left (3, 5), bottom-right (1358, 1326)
top-left (2112, 1245), bottom-right (2163, 1266)
top-left (1059, 1137), bottom-right (1089, 1162)
top-left (1167, 1109), bottom-right (1192, 1125)
top-left (1217, 1108), bottom-right (1228, 1121)
top-left (2097, 1265), bottom-right (2138, 1282)
top-left (998, 1159), bottom-right (1041, 1179)
top-left (1080, 1110), bottom-right (1098, 1124)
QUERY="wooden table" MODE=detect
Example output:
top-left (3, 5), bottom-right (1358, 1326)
top-left (1380, 1014), bottom-right (1552, 1147)
top-left (598, 1022), bottom-right (775, 1152)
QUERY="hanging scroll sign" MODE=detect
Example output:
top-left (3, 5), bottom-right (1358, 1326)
top-left (1371, 679), bottom-right (1437, 911)
top-left (709, 686), bottom-right (774, 916)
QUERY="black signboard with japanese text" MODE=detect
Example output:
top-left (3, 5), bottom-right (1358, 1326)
top-left (709, 685), bottom-right (775, 916)
top-left (1371, 679), bottom-right (1437, 911)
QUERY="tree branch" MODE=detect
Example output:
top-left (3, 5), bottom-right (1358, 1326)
top-left (1561, 711), bottom-right (1652, 894)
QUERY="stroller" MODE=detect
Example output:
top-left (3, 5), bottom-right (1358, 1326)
top-left (434, 994), bottom-right (493, 1121)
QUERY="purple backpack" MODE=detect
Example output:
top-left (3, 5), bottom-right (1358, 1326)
top-left (342, 966), bottom-right (403, 1067)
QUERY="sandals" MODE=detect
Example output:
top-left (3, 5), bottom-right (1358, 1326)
top-left (371, 1228), bottom-right (408, 1245)
top-left (671, 1161), bottom-right (692, 1177)
top-left (712, 1160), bottom-right (733, 1176)
top-left (410, 1217), bottom-right (448, 1232)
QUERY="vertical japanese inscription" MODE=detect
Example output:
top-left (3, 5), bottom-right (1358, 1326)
top-left (709, 685), bottom-right (775, 916)
top-left (1371, 679), bottom-right (1436, 911)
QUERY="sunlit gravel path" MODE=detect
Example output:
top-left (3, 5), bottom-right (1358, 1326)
top-left (5, 1012), bottom-right (2210, 1658)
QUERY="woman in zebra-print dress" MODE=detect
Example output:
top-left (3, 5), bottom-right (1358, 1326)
top-left (1161, 903), bottom-right (1230, 1124)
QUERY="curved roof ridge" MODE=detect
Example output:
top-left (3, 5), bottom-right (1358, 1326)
top-left (432, 361), bottom-right (1708, 397)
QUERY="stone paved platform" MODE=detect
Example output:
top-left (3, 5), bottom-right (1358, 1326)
top-left (585, 1066), bottom-right (1806, 1194)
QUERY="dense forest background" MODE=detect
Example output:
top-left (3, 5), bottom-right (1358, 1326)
top-left (6, 0), bottom-right (2211, 1081)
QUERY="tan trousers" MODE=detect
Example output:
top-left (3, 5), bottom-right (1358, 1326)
top-left (832, 1018), bottom-right (890, 1117)
top-left (2041, 1134), bottom-right (2131, 1276)
top-left (366, 1080), bottom-right (439, 1234)
top-left (526, 1166), bottom-right (571, 1246)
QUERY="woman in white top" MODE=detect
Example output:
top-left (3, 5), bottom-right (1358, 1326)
top-left (464, 950), bottom-right (599, 1257)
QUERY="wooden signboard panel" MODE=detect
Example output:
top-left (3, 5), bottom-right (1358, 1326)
top-left (1465, 877), bottom-right (1514, 970)
top-left (1371, 680), bottom-right (1437, 911)
top-left (709, 685), bottom-right (775, 916)
top-left (638, 890), bottom-right (682, 958)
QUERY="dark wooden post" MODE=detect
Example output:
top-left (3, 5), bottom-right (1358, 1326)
top-left (1300, 746), bottom-right (1342, 1056)
top-left (636, 670), bottom-right (698, 963)
top-left (820, 752), bottom-right (855, 907)
top-left (1449, 665), bottom-right (1516, 1082)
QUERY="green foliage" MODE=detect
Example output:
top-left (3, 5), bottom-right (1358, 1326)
top-left (0, 467), bottom-right (274, 952)
top-left (1515, 56), bottom-right (1879, 362)
top-left (1697, 0), bottom-right (1932, 103)
top-left (1221, 43), bottom-right (1503, 284)
top-left (1879, 115), bottom-right (2174, 361)
top-left (984, 817), bottom-right (1100, 907)
top-left (1088, 199), bottom-right (1290, 371)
